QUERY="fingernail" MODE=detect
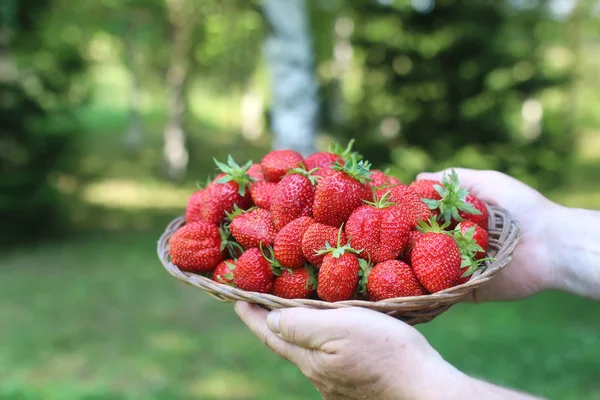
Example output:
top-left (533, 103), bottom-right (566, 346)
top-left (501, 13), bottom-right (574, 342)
top-left (267, 310), bottom-right (281, 334)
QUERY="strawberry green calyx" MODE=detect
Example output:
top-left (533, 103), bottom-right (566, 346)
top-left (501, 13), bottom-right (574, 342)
top-left (422, 169), bottom-right (480, 224)
top-left (213, 155), bottom-right (254, 196)
top-left (416, 217), bottom-right (452, 235)
top-left (219, 223), bottom-right (244, 258)
top-left (331, 156), bottom-right (372, 185)
top-left (453, 224), bottom-right (495, 278)
top-left (316, 225), bottom-right (363, 258)
top-left (259, 243), bottom-right (290, 277)
top-left (195, 176), bottom-right (212, 190)
top-left (217, 262), bottom-right (237, 286)
top-left (363, 189), bottom-right (395, 208)
top-left (357, 259), bottom-right (372, 296)
top-left (305, 264), bottom-right (318, 291)
top-left (225, 204), bottom-right (255, 222)
top-left (328, 138), bottom-right (361, 162)
top-left (288, 165), bottom-right (321, 186)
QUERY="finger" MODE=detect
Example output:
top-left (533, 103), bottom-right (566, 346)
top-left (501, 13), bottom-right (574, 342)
top-left (234, 302), bottom-right (309, 364)
top-left (269, 307), bottom-right (376, 350)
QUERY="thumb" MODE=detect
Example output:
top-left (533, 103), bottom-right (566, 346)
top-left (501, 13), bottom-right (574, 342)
top-left (267, 307), bottom-right (362, 350)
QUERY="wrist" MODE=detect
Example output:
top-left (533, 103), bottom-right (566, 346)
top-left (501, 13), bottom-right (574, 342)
top-left (546, 204), bottom-right (600, 299)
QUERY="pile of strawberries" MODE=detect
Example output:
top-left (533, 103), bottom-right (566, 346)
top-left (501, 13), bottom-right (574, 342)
top-left (169, 141), bottom-right (491, 302)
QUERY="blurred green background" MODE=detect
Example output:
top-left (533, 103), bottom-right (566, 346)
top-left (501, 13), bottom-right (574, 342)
top-left (1, 0), bottom-right (599, 399)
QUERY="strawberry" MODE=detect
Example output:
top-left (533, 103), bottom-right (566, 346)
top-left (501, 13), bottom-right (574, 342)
top-left (453, 221), bottom-right (492, 285)
top-left (199, 157), bottom-right (253, 225)
top-left (250, 180), bottom-right (277, 210)
top-left (316, 235), bottom-right (364, 302)
top-left (272, 266), bottom-right (317, 299)
top-left (400, 230), bottom-right (424, 264)
top-left (345, 193), bottom-right (411, 263)
top-left (366, 260), bottom-right (426, 301)
top-left (459, 194), bottom-right (489, 231)
top-left (409, 180), bottom-right (442, 200)
top-left (260, 149), bottom-right (304, 182)
top-left (169, 221), bottom-right (224, 273)
top-left (270, 168), bottom-right (318, 231)
top-left (422, 170), bottom-right (486, 229)
top-left (411, 220), bottom-right (462, 293)
top-left (301, 222), bottom-right (347, 266)
top-left (274, 216), bottom-right (315, 269)
top-left (228, 207), bottom-right (276, 249)
top-left (185, 189), bottom-right (204, 223)
top-left (458, 221), bottom-right (488, 260)
top-left (247, 163), bottom-right (264, 181)
top-left (313, 157), bottom-right (372, 227)
top-left (377, 184), bottom-right (431, 228)
top-left (369, 170), bottom-right (401, 189)
top-left (212, 259), bottom-right (235, 285)
top-left (304, 152), bottom-right (343, 173)
top-left (233, 247), bottom-right (274, 293)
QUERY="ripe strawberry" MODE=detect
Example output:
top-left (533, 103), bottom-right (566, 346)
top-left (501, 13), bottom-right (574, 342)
top-left (272, 266), bottom-right (317, 299)
top-left (301, 222), bottom-right (347, 266)
top-left (234, 248), bottom-right (274, 293)
top-left (229, 207), bottom-right (276, 249)
top-left (271, 168), bottom-right (317, 231)
top-left (274, 216), bottom-right (314, 269)
top-left (422, 170), bottom-right (486, 229)
top-left (169, 221), bottom-right (224, 273)
top-left (313, 157), bottom-right (372, 227)
top-left (247, 163), bottom-right (264, 181)
top-left (316, 236), bottom-right (364, 302)
top-left (409, 180), bottom-right (442, 200)
top-left (260, 150), bottom-right (304, 182)
top-left (369, 170), bottom-right (401, 189)
top-left (458, 221), bottom-right (488, 260)
top-left (377, 184), bottom-right (431, 228)
top-left (212, 259), bottom-right (235, 285)
top-left (411, 220), bottom-right (462, 293)
top-left (185, 189), bottom-right (204, 223)
top-left (250, 180), bottom-right (277, 210)
top-left (367, 260), bottom-right (426, 301)
top-left (199, 157), bottom-right (253, 225)
top-left (400, 230), bottom-right (424, 264)
top-left (304, 152), bottom-right (344, 172)
top-left (345, 194), bottom-right (411, 263)
top-left (459, 194), bottom-right (489, 231)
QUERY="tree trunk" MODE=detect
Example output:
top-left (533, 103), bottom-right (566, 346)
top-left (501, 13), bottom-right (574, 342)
top-left (162, 0), bottom-right (195, 181)
top-left (262, 0), bottom-right (318, 155)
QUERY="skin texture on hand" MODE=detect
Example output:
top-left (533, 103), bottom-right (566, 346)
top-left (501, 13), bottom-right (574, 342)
top-left (418, 168), bottom-right (600, 302)
top-left (236, 302), bottom-right (543, 400)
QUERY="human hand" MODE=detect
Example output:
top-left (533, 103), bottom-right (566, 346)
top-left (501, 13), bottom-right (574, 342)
top-left (417, 168), bottom-right (568, 302)
top-left (235, 302), bottom-right (464, 400)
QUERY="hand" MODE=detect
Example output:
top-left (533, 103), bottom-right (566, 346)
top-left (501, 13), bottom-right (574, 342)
top-left (235, 302), bottom-right (463, 400)
top-left (418, 168), bottom-right (573, 302)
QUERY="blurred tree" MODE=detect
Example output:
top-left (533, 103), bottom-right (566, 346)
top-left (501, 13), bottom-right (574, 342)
top-left (329, 0), bottom-right (573, 188)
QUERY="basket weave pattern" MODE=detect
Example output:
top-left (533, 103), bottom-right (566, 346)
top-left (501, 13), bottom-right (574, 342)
top-left (157, 205), bottom-right (520, 325)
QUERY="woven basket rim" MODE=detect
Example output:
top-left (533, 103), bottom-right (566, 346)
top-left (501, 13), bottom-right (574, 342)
top-left (157, 204), bottom-right (520, 323)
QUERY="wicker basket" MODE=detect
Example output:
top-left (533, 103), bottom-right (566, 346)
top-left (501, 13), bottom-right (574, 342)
top-left (157, 205), bottom-right (520, 325)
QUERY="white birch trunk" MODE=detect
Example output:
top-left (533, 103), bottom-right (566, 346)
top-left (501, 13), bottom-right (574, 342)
top-left (262, 0), bottom-right (318, 155)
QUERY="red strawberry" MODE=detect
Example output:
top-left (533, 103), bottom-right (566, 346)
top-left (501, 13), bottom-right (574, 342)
top-left (212, 259), bottom-right (235, 285)
top-left (459, 194), bottom-right (489, 231)
top-left (233, 248), bottom-right (274, 293)
top-left (260, 150), bottom-right (304, 182)
top-left (458, 221), bottom-right (488, 260)
top-left (422, 170), bottom-right (486, 229)
top-left (367, 260), bottom-right (426, 301)
top-left (247, 163), bottom-right (264, 181)
top-left (301, 222), bottom-right (347, 266)
top-left (250, 180), bottom-right (277, 210)
top-left (313, 157), bottom-right (372, 227)
top-left (199, 157), bottom-right (253, 225)
top-left (345, 195), bottom-right (411, 263)
top-left (315, 237), bottom-right (364, 302)
top-left (411, 222), bottom-right (462, 293)
top-left (304, 152), bottom-right (343, 173)
top-left (377, 184), bottom-right (431, 228)
top-left (409, 180), bottom-right (442, 200)
top-left (169, 221), bottom-right (224, 273)
top-left (274, 216), bottom-right (315, 269)
top-left (401, 230), bottom-right (424, 264)
top-left (185, 189), bottom-right (204, 223)
top-left (272, 267), bottom-right (317, 299)
top-left (369, 170), bottom-right (401, 189)
top-left (271, 169), bottom-right (317, 231)
top-left (229, 207), bottom-right (276, 249)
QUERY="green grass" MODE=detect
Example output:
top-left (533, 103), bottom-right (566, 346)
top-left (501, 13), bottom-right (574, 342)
top-left (1, 230), bottom-right (599, 399)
